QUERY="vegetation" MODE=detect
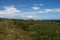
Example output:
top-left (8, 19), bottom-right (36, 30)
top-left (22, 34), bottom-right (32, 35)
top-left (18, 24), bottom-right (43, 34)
top-left (0, 18), bottom-right (60, 40)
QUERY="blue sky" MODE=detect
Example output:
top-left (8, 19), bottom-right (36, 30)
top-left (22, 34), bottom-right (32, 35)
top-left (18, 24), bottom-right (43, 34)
top-left (0, 0), bottom-right (60, 20)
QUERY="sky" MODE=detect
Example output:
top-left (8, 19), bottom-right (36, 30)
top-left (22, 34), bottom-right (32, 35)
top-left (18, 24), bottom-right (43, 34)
top-left (0, 0), bottom-right (60, 20)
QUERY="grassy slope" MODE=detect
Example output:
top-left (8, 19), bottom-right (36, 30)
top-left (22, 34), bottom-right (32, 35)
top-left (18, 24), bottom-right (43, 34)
top-left (0, 19), bottom-right (31, 40)
top-left (0, 18), bottom-right (60, 40)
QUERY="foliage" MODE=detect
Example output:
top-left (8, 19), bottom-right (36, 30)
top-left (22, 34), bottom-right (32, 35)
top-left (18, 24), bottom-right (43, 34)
top-left (0, 18), bottom-right (60, 40)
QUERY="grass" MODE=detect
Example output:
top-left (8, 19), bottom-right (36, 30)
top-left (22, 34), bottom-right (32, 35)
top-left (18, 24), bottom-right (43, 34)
top-left (0, 18), bottom-right (60, 40)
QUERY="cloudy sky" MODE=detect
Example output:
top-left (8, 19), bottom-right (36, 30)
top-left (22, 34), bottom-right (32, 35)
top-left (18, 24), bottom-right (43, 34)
top-left (0, 0), bottom-right (60, 20)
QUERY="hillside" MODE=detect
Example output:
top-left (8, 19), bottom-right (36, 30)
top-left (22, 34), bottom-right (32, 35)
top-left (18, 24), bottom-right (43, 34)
top-left (0, 18), bottom-right (60, 40)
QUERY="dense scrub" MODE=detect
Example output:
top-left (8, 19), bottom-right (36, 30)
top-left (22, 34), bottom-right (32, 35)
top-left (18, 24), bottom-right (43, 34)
top-left (0, 18), bottom-right (60, 40)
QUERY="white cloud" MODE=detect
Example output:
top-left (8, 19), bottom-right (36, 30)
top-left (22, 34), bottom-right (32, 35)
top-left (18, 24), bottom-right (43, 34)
top-left (0, 6), bottom-right (21, 14)
top-left (0, 5), bottom-right (60, 19)
top-left (43, 8), bottom-right (60, 13)
top-left (27, 15), bottom-right (33, 19)
top-left (5, 6), bottom-right (21, 12)
top-left (32, 3), bottom-right (43, 10)
top-left (32, 6), bottom-right (40, 10)
top-left (39, 3), bottom-right (43, 6)
top-left (24, 8), bottom-right (60, 15)
top-left (33, 3), bottom-right (43, 6)
top-left (0, 6), bottom-right (34, 19)
top-left (21, 8), bottom-right (60, 19)
top-left (0, 6), bottom-right (21, 18)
